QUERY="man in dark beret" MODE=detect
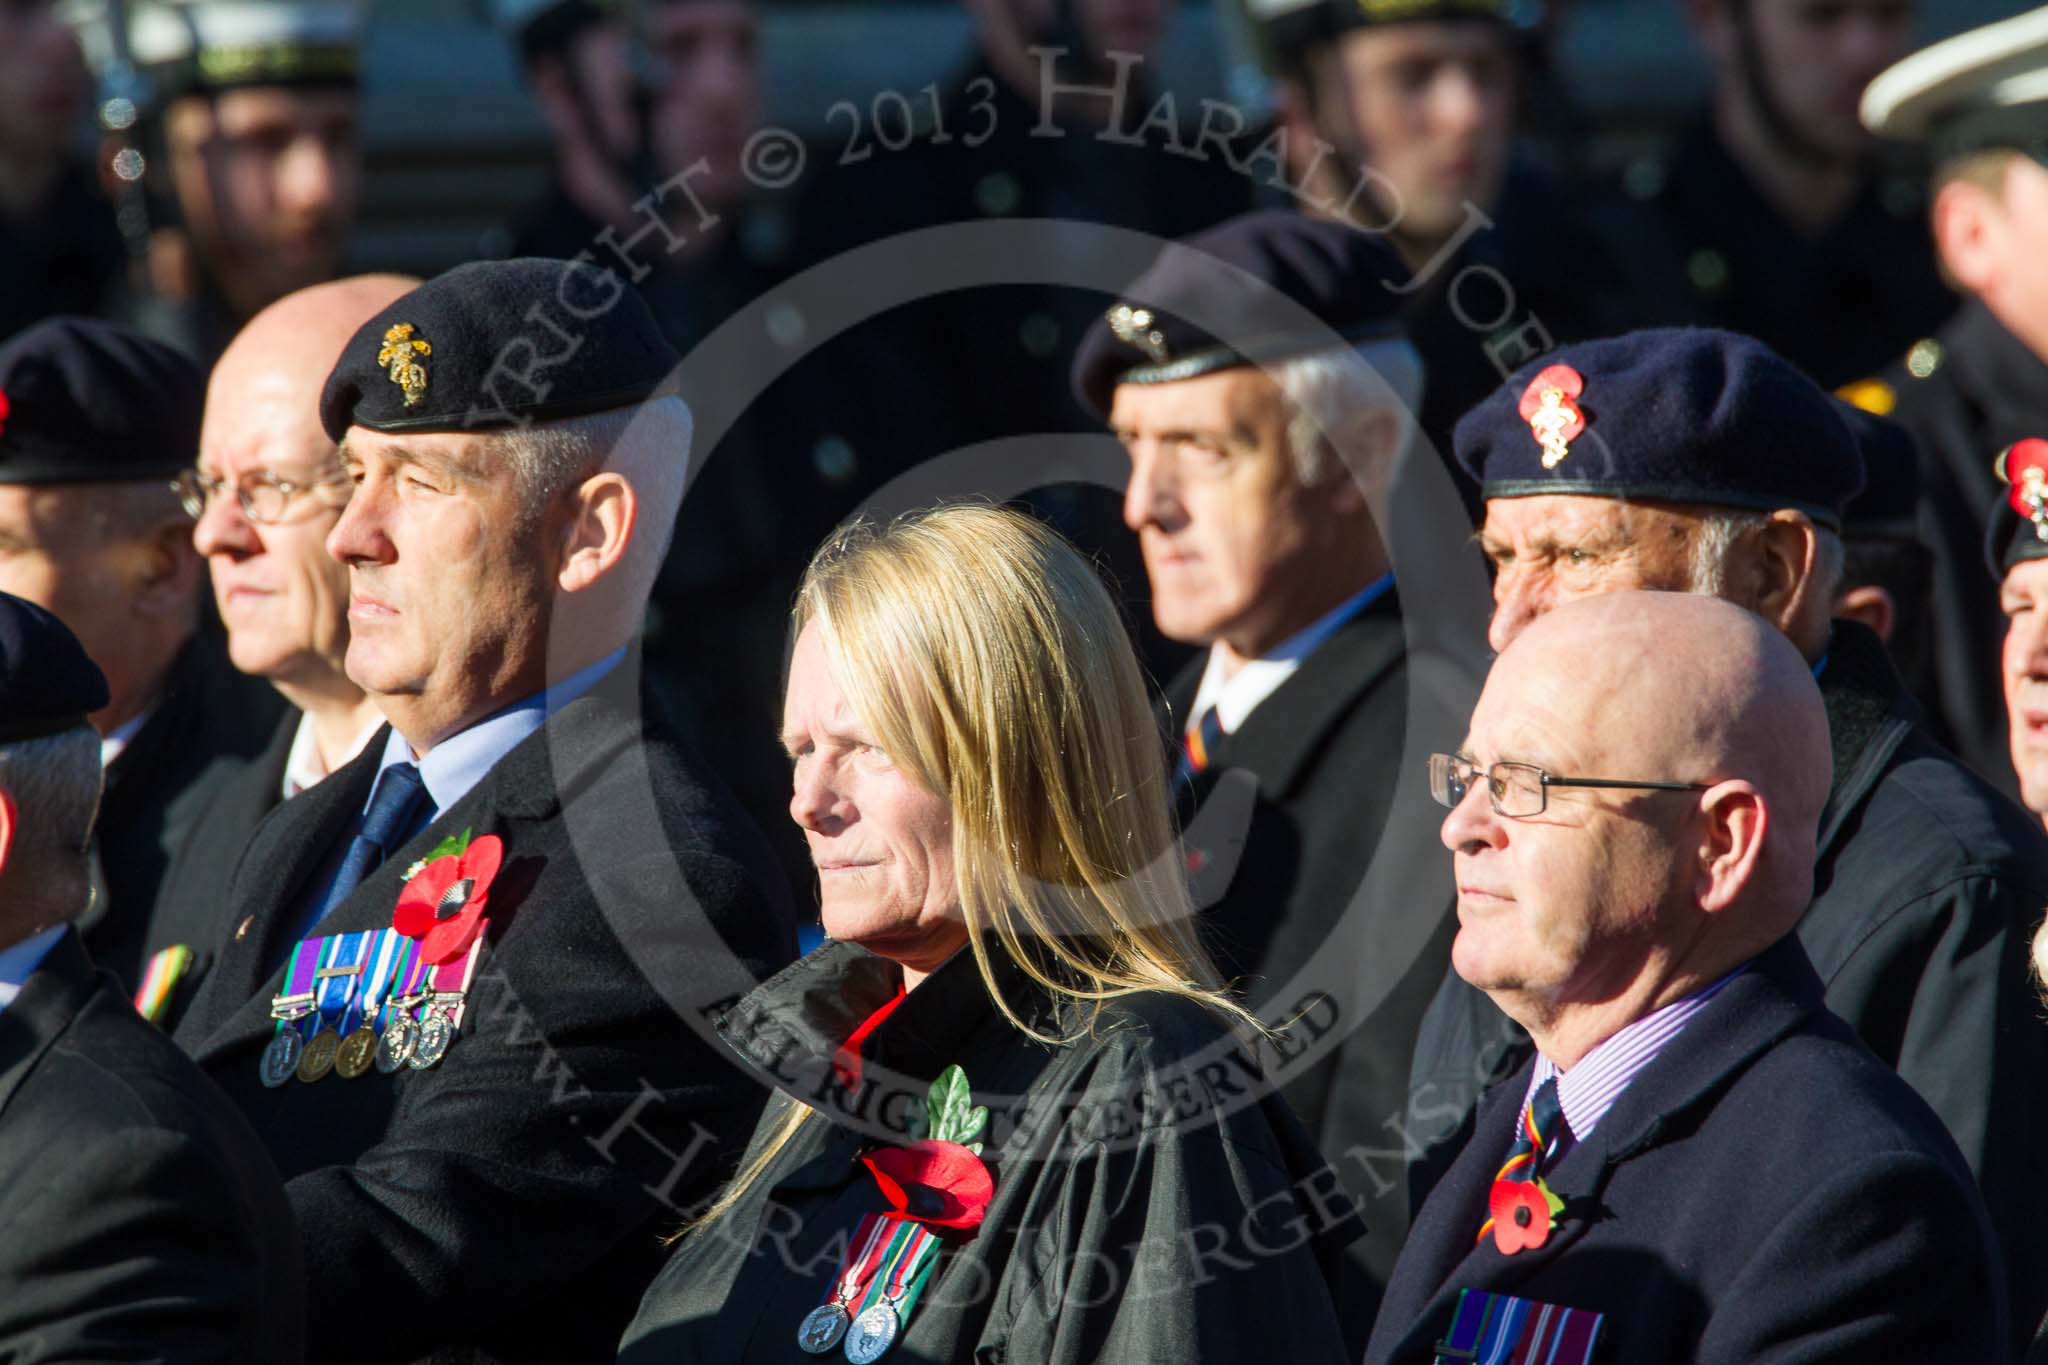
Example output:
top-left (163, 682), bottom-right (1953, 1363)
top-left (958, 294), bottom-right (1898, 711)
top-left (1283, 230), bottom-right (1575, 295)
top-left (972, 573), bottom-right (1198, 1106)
top-left (0, 315), bottom-right (281, 994)
top-left (1072, 208), bottom-right (1494, 1353)
top-left (170, 256), bottom-right (797, 1365)
top-left (1404, 325), bottom-right (2048, 1357)
top-left (1987, 439), bottom-right (2048, 834)
top-left (0, 592), bottom-right (303, 1363)
top-left (1844, 7), bottom-right (2048, 800)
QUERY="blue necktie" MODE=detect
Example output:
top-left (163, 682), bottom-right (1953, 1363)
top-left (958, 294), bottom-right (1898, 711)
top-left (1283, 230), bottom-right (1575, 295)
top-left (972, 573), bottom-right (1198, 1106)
top-left (316, 762), bottom-right (429, 924)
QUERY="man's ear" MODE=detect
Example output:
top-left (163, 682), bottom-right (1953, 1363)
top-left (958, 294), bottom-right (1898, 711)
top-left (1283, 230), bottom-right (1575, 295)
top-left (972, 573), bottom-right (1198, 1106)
top-left (1746, 512), bottom-right (1816, 632)
top-left (1694, 780), bottom-right (1767, 914)
top-left (1323, 406), bottom-right (1400, 514)
top-left (1832, 583), bottom-right (1896, 644)
top-left (134, 515), bottom-right (205, 620)
top-left (556, 472), bottom-right (636, 595)
top-left (1933, 178), bottom-right (2001, 295)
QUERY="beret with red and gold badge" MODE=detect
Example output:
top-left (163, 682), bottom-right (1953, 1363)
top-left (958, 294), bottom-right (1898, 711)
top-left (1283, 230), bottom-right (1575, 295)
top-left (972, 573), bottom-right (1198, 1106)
top-left (0, 316), bottom-right (203, 485)
top-left (1987, 439), bottom-right (2048, 577)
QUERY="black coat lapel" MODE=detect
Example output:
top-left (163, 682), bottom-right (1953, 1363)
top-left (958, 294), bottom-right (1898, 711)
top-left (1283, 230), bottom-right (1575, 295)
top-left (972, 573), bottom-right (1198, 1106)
top-left (0, 930), bottom-right (96, 1123)
top-left (1814, 620), bottom-right (1916, 854)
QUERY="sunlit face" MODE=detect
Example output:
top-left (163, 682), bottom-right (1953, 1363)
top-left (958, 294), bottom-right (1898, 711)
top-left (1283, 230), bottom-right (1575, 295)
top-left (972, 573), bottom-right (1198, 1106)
top-left (192, 376), bottom-right (352, 688)
top-left (0, 0), bottom-right (86, 156)
top-left (1478, 495), bottom-right (1703, 654)
top-left (163, 86), bottom-right (362, 315)
top-left (1729, 0), bottom-right (1914, 159)
top-left (2001, 556), bottom-right (2048, 814)
top-left (1114, 368), bottom-right (1340, 658)
top-left (0, 484), bottom-right (161, 717)
top-left (1440, 646), bottom-right (1694, 1011)
top-left (783, 620), bottom-right (964, 970)
top-left (327, 429), bottom-right (558, 747)
top-left (645, 0), bottom-right (760, 214)
top-left (1310, 21), bottom-right (1515, 244)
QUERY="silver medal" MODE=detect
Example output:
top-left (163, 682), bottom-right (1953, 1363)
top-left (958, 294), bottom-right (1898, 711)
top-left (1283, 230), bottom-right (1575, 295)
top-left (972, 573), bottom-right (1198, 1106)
top-left (407, 1011), bottom-right (454, 1069)
top-left (796, 1303), bottom-right (850, 1354)
top-left (842, 1303), bottom-right (899, 1364)
top-left (375, 1013), bottom-right (420, 1073)
top-left (259, 1028), bottom-right (303, 1088)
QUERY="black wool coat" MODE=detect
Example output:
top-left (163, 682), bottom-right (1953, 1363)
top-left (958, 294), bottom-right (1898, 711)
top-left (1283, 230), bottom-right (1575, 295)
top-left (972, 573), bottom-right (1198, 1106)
top-left (172, 675), bottom-right (798, 1365)
top-left (0, 928), bottom-right (304, 1363)
top-left (144, 708), bottom-right (296, 1033)
top-left (1367, 935), bottom-right (2008, 1365)
top-left (1406, 620), bottom-right (2048, 1353)
top-left (1164, 587), bottom-right (1460, 1353)
top-left (90, 629), bottom-right (285, 991)
top-left (618, 942), bottom-right (1361, 1364)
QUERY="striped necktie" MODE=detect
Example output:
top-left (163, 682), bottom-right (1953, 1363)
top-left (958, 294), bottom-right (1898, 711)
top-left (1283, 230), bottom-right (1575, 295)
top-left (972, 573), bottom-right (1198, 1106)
top-left (1477, 1075), bottom-right (1564, 1243)
top-left (1178, 705), bottom-right (1227, 784)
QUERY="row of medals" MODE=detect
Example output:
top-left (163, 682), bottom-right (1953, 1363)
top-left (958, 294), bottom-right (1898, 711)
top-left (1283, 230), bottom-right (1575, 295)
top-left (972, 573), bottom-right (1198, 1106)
top-left (259, 990), bottom-right (465, 1086)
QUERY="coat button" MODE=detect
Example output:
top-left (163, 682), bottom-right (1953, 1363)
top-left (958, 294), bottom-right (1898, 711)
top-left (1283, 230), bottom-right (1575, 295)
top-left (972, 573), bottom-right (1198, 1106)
top-left (234, 915), bottom-right (255, 942)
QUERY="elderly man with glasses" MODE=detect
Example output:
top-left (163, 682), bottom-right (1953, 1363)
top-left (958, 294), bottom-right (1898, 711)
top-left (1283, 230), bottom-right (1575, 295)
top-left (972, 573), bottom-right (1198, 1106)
top-left (142, 275), bottom-right (418, 1030)
top-left (0, 316), bottom-right (282, 997)
top-left (1365, 590), bottom-right (2006, 1365)
top-left (1405, 327), bottom-right (2048, 1355)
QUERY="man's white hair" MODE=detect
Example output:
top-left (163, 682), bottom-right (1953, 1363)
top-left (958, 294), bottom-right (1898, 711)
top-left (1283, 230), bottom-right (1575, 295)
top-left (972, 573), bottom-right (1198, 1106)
top-left (1271, 337), bottom-right (1425, 487)
top-left (0, 726), bottom-right (102, 926)
top-left (1688, 509), bottom-right (1844, 603)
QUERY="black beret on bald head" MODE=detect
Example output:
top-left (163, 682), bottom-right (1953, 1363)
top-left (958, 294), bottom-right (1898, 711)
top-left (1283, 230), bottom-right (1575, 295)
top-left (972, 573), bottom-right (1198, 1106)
top-left (319, 257), bottom-right (682, 444)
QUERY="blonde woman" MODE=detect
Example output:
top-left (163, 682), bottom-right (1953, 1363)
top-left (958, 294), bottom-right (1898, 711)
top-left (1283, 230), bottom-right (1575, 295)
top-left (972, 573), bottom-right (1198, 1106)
top-left (618, 504), bottom-right (1356, 1364)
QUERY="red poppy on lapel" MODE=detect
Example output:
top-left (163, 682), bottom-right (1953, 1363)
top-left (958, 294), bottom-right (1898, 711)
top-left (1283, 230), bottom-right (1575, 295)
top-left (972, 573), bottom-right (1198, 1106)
top-left (1487, 1179), bottom-right (1555, 1254)
top-left (393, 833), bottom-right (503, 964)
top-left (861, 1140), bottom-right (993, 1234)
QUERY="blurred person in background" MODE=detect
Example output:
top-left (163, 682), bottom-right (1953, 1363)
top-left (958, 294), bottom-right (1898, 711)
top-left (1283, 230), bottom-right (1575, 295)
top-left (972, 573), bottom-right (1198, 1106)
top-left (1846, 7), bottom-right (2048, 798)
top-left (0, 0), bottom-right (121, 342)
top-left (1606, 0), bottom-right (1951, 389)
top-left (0, 316), bottom-right (280, 994)
top-left (139, 273), bottom-right (414, 1033)
top-left (82, 0), bottom-right (367, 362)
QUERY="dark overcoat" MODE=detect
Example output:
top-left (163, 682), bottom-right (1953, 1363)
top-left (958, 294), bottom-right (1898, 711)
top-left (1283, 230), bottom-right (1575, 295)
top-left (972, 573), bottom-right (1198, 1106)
top-left (0, 927), bottom-right (304, 1363)
top-left (172, 675), bottom-right (797, 1365)
top-left (90, 629), bottom-right (284, 991)
top-left (1406, 620), bottom-right (2048, 1352)
top-left (143, 708), bottom-right (295, 1032)
top-left (1367, 936), bottom-right (2008, 1365)
top-left (617, 941), bottom-right (1361, 1364)
top-left (1164, 586), bottom-right (1460, 1353)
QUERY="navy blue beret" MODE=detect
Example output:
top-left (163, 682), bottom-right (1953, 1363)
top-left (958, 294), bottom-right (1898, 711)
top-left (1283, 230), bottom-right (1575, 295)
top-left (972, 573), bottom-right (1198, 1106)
top-left (1452, 327), bottom-right (1866, 530)
top-left (0, 592), bottom-right (108, 744)
top-left (1833, 399), bottom-right (1920, 539)
top-left (1986, 438), bottom-right (2048, 578)
top-left (1260, 0), bottom-right (1521, 66)
top-left (319, 258), bottom-right (682, 443)
top-left (1070, 209), bottom-right (1411, 419)
top-left (0, 317), bottom-right (204, 484)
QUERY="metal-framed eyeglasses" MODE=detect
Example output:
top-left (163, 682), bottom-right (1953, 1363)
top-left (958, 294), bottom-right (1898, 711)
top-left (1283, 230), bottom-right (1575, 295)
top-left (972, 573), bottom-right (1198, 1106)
top-left (172, 467), bottom-right (352, 524)
top-left (1428, 752), bottom-right (1711, 819)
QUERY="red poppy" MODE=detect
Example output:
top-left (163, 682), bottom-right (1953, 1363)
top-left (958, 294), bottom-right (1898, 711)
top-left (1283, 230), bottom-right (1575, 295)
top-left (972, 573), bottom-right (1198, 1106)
top-left (392, 834), bottom-right (503, 964)
top-left (1487, 1179), bottom-right (1553, 1254)
top-left (861, 1140), bottom-right (993, 1233)
top-left (0, 390), bottom-right (11, 439)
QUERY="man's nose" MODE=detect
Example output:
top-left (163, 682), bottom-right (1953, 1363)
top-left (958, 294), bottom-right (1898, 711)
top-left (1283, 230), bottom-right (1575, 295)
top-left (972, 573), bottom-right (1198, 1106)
top-left (1488, 569), bottom-right (1548, 654)
top-left (192, 483), bottom-right (259, 559)
top-left (1122, 447), bottom-right (1179, 534)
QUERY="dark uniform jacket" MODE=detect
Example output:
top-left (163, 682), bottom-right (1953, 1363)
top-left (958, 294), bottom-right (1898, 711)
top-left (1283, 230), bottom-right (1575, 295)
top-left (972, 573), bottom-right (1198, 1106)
top-left (89, 630), bottom-right (285, 993)
top-left (143, 709), bottom-right (296, 1033)
top-left (0, 927), bottom-right (303, 1363)
top-left (1871, 298), bottom-right (2048, 795)
top-left (1406, 619), bottom-right (2048, 1354)
top-left (1597, 120), bottom-right (1955, 390)
top-left (1164, 586), bottom-right (1459, 1354)
top-left (1365, 935), bottom-right (2008, 1365)
top-left (172, 673), bottom-right (798, 1365)
top-left (618, 941), bottom-right (1361, 1364)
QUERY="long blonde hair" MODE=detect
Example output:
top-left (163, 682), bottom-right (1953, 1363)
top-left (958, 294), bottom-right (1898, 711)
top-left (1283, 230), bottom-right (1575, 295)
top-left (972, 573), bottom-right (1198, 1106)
top-left (685, 502), bottom-right (1251, 1231)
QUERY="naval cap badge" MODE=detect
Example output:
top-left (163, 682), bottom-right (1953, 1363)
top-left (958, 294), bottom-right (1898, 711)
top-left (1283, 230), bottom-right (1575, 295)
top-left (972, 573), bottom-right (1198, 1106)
top-left (1997, 438), bottom-right (2048, 543)
top-left (1517, 364), bottom-right (1586, 470)
top-left (377, 323), bottom-right (432, 409)
top-left (1106, 303), bottom-right (1170, 366)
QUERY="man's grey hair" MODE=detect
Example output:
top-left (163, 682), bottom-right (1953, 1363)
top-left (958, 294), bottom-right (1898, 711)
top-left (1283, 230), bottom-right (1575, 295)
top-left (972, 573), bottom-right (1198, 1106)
top-left (1271, 337), bottom-right (1425, 487)
top-left (492, 395), bottom-right (693, 546)
top-left (1687, 509), bottom-right (1845, 603)
top-left (0, 726), bottom-right (102, 924)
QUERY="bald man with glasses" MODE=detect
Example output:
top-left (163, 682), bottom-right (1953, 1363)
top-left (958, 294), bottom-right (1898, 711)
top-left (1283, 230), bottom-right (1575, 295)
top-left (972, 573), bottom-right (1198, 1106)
top-left (141, 275), bottom-right (416, 1031)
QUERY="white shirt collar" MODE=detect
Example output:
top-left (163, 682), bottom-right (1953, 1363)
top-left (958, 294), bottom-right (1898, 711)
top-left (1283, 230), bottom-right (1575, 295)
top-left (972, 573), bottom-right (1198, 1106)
top-left (99, 709), bottom-right (152, 767)
top-left (283, 710), bottom-right (387, 800)
top-left (1187, 575), bottom-right (1393, 735)
top-left (0, 925), bottom-right (67, 1015)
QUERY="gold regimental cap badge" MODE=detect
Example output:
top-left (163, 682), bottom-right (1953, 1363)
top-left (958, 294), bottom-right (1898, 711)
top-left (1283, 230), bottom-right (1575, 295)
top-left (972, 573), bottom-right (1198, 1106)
top-left (1107, 304), bottom-right (1170, 366)
top-left (1996, 438), bottom-right (2048, 543)
top-left (1517, 364), bottom-right (1587, 470)
top-left (377, 323), bottom-right (432, 409)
